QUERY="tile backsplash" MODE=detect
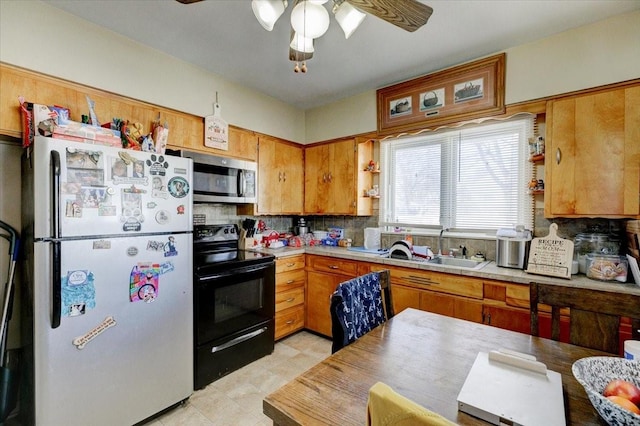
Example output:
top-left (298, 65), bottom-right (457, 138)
top-left (195, 203), bottom-right (628, 261)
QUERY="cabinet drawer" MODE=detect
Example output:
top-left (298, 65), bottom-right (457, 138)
top-left (307, 255), bottom-right (358, 276)
top-left (276, 254), bottom-right (305, 273)
top-left (276, 269), bottom-right (306, 290)
top-left (389, 266), bottom-right (483, 299)
top-left (276, 287), bottom-right (305, 313)
top-left (275, 306), bottom-right (305, 340)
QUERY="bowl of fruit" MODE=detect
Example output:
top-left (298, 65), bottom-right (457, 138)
top-left (572, 356), bottom-right (640, 425)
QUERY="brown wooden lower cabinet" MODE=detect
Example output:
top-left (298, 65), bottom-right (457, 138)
top-left (275, 255), bottom-right (306, 340)
top-left (482, 304), bottom-right (531, 334)
top-left (305, 271), bottom-right (346, 337)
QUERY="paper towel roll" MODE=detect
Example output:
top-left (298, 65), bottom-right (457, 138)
top-left (364, 227), bottom-right (381, 250)
top-left (624, 340), bottom-right (640, 360)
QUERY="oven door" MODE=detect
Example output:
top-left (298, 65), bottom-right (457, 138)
top-left (194, 261), bottom-right (275, 345)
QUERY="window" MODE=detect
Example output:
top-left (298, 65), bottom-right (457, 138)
top-left (380, 115), bottom-right (534, 232)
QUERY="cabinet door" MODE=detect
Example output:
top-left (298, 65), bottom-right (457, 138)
top-left (546, 86), bottom-right (640, 217)
top-left (257, 136), bottom-right (303, 214)
top-left (391, 285), bottom-right (421, 314)
top-left (304, 144), bottom-right (329, 214)
top-left (306, 271), bottom-right (344, 337)
top-left (327, 139), bottom-right (356, 214)
top-left (277, 142), bottom-right (304, 214)
top-left (421, 292), bottom-right (483, 323)
top-left (482, 305), bottom-right (531, 334)
top-left (257, 136), bottom-right (280, 213)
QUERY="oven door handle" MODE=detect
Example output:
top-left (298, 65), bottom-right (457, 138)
top-left (210, 326), bottom-right (268, 354)
top-left (195, 263), bottom-right (273, 281)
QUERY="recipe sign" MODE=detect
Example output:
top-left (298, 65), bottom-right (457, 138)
top-left (525, 223), bottom-right (574, 279)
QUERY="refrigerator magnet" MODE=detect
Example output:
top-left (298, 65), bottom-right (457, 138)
top-left (177, 205), bottom-right (185, 215)
top-left (164, 236), bottom-right (178, 257)
top-left (155, 210), bottom-right (170, 225)
top-left (167, 177), bottom-right (189, 198)
top-left (146, 154), bottom-right (169, 176)
top-left (130, 263), bottom-right (161, 303)
top-left (62, 270), bottom-right (96, 316)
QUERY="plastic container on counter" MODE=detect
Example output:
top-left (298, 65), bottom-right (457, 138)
top-left (585, 254), bottom-right (628, 282)
top-left (574, 232), bottom-right (620, 274)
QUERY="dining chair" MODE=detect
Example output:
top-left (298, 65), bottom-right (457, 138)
top-left (366, 382), bottom-right (456, 426)
top-left (330, 269), bottom-right (393, 353)
top-left (530, 282), bottom-right (640, 354)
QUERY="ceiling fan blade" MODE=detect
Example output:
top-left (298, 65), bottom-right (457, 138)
top-left (175, 0), bottom-right (204, 4)
top-left (346, 0), bottom-right (433, 32)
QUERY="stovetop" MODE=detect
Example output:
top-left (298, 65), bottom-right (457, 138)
top-left (193, 224), bottom-right (274, 275)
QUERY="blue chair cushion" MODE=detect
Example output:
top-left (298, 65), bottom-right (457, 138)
top-left (330, 272), bottom-right (386, 352)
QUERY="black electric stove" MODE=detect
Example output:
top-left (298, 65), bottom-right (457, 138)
top-left (192, 223), bottom-right (276, 389)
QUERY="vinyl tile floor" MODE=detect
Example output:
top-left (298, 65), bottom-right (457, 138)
top-left (148, 331), bottom-right (332, 426)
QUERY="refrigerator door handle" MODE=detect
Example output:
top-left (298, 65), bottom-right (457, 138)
top-left (51, 150), bottom-right (61, 239)
top-left (51, 150), bottom-right (62, 328)
top-left (52, 241), bottom-right (62, 329)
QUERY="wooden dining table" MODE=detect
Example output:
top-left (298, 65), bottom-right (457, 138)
top-left (263, 308), bottom-right (610, 425)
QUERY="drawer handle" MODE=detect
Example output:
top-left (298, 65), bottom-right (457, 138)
top-left (286, 279), bottom-right (294, 284)
top-left (407, 275), bottom-right (438, 285)
top-left (329, 265), bottom-right (339, 269)
top-left (286, 263), bottom-right (295, 267)
top-left (286, 320), bottom-right (294, 324)
top-left (286, 297), bottom-right (295, 302)
top-left (556, 147), bottom-right (562, 165)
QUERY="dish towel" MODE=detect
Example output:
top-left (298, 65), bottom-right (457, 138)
top-left (367, 382), bottom-right (457, 426)
top-left (330, 272), bottom-right (385, 352)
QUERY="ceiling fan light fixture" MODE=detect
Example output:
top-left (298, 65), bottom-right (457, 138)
top-left (290, 0), bottom-right (330, 39)
top-left (251, 0), bottom-right (288, 31)
top-left (290, 32), bottom-right (315, 53)
top-left (333, 1), bottom-right (366, 39)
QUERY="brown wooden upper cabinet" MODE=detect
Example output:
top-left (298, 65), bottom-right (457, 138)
top-left (544, 82), bottom-right (640, 218)
top-left (256, 135), bottom-right (304, 215)
top-left (304, 137), bottom-right (373, 215)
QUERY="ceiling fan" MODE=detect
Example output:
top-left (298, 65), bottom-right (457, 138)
top-left (176, 0), bottom-right (433, 73)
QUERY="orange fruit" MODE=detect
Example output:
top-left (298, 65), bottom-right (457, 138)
top-left (607, 395), bottom-right (640, 415)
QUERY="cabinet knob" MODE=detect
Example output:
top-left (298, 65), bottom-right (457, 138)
top-left (556, 148), bottom-right (562, 165)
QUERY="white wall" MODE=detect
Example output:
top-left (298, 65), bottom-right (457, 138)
top-left (0, 0), bottom-right (306, 143)
top-left (305, 10), bottom-right (640, 143)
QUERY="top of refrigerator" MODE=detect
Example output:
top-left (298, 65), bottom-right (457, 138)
top-left (27, 136), bottom-right (193, 239)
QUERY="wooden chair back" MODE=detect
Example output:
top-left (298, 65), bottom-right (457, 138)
top-left (530, 282), bottom-right (640, 354)
top-left (330, 270), bottom-right (394, 353)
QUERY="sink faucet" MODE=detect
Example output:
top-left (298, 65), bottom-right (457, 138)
top-left (438, 228), bottom-right (448, 256)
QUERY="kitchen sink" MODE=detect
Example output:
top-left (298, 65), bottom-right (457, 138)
top-left (427, 257), bottom-right (489, 270)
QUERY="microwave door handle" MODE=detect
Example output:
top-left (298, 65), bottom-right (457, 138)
top-left (238, 169), bottom-right (246, 197)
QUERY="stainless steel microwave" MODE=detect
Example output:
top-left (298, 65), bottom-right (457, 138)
top-left (168, 149), bottom-right (257, 204)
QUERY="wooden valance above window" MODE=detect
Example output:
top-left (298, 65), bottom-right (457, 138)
top-left (377, 53), bottom-right (506, 136)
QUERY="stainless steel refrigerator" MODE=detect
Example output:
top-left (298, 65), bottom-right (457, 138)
top-left (20, 136), bottom-right (193, 425)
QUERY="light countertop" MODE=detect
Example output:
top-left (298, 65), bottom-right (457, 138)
top-left (254, 245), bottom-right (640, 296)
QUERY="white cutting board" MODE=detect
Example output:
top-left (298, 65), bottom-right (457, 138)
top-left (457, 351), bottom-right (565, 426)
